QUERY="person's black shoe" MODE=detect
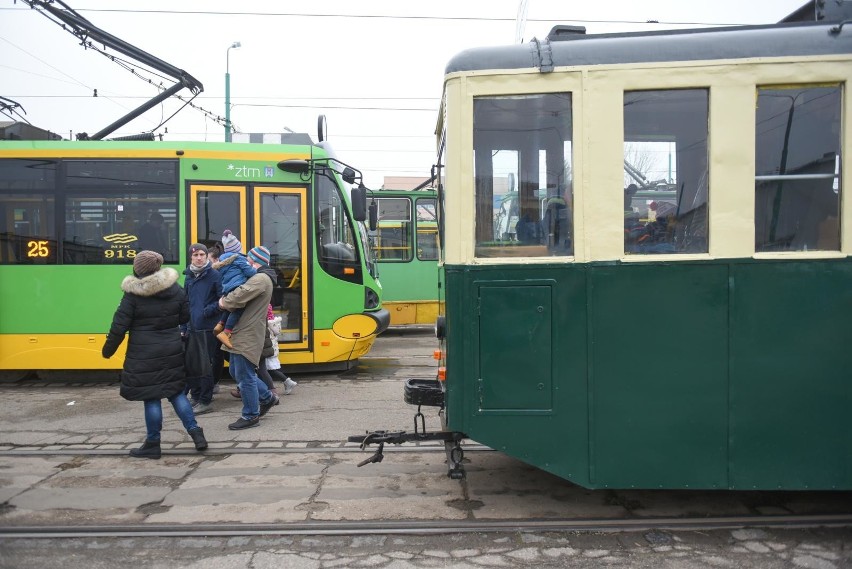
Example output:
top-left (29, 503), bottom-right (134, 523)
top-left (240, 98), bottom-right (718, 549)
top-left (228, 416), bottom-right (260, 430)
top-left (129, 440), bottom-right (161, 459)
top-left (188, 427), bottom-right (208, 450)
top-left (259, 394), bottom-right (280, 417)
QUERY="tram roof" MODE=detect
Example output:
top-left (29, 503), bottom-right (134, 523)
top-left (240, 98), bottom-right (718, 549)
top-left (444, 22), bottom-right (852, 75)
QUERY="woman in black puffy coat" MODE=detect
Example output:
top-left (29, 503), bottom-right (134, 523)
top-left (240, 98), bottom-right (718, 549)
top-left (102, 250), bottom-right (207, 458)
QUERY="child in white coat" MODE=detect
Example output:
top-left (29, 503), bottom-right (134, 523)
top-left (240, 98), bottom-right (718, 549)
top-left (266, 305), bottom-right (297, 394)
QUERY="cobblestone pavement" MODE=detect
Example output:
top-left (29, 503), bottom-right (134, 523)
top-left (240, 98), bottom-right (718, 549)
top-left (1, 527), bottom-right (850, 568)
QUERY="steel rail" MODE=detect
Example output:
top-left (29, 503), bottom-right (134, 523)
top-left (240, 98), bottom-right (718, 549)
top-left (0, 443), bottom-right (493, 457)
top-left (3, 515), bottom-right (852, 539)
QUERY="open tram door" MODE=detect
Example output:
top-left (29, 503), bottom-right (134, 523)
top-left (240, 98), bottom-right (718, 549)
top-left (189, 184), bottom-right (310, 351)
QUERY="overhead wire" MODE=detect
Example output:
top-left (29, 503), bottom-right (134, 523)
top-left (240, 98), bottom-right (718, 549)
top-left (4, 3), bottom-right (750, 137)
top-left (4, 3), bottom-right (769, 172)
top-left (0, 6), bottom-right (749, 27)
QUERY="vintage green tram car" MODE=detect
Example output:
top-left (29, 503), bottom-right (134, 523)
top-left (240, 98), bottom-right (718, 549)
top-left (432, 13), bottom-right (852, 489)
top-left (413, 8), bottom-right (852, 489)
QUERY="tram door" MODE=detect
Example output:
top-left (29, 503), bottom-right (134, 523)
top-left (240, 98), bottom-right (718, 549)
top-left (189, 185), bottom-right (309, 350)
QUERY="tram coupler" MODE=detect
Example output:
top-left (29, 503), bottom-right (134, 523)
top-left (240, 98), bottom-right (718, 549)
top-left (444, 431), bottom-right (466, 480)
top-left (414, 405), bottom-right (426, 434)
top-left (357, 442), bottom-right (385, 467)
top-left (347, 429), bottom-right (468, 479)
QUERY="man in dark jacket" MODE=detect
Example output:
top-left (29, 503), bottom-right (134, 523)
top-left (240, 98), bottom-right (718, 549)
top-left (182, 243), bottom-right (223, 414)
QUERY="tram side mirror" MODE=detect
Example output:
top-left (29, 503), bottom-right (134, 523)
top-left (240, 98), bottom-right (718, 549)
top-left (368, 199), bottom-right (378, 231)
top-left (351, 184), bottom-right (367, 222)
top-left (277, 159), bottom-right (310, 174)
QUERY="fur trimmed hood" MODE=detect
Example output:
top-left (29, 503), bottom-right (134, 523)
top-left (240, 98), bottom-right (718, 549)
top-left (212, 252), bottom-right (239, 271)
top-left (121, 267), bottom-right (180, 297)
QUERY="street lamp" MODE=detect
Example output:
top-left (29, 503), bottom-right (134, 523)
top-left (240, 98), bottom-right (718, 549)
top-left (225, 41), bottom-right (241, 142)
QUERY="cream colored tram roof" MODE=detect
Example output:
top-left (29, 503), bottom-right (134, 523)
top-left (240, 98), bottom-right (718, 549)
top-left (437, 22), bottom-right (852, 265)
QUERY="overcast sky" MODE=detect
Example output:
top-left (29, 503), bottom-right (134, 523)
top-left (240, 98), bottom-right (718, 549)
top-left (2, 0), bottom-right (807, 188)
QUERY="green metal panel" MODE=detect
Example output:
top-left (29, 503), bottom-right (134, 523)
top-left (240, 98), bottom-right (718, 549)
top-left (0, 264), bottom-right (141, 333)
top-left (444, 265), bottom-right (591, 486)
top-left (445, 258), bottom-right (852, 489)
top-left (588, 263), bottom-right (729, 488)
top-left (376, 261), bottom-right (441, 303)
top-left (729, 260), bottom-right (852, 489)
top-left (476, 283), bottom-right (553, 411)
top-left (442, 266), bottom-right (467, 433)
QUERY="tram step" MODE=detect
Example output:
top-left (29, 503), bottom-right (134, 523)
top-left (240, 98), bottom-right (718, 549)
top-left (404, 378), bottom-right (444, 407)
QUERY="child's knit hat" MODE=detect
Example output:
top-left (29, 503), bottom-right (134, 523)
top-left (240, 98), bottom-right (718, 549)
top-left (221, 230), bottom-right (242, 254)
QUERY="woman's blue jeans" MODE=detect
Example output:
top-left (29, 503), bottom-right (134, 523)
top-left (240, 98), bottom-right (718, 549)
top-left (143, 392), bottom-right (198, 442)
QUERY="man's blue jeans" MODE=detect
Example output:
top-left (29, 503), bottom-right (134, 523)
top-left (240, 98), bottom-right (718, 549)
top-left (143, 392), bottom-right (198, 442)
top-left (228, 352), bottom-right (273, 419)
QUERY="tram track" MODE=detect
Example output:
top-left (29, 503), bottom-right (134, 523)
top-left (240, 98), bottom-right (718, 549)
top-left (0, 443), bottom-right (493, 457)
top-left (2, 514), bottom-right (852, 539)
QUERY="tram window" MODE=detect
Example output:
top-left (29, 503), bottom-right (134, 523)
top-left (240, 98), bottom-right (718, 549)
top-left (437, 138), bottom-right (446, 251)
top-left (755, 85), bottom-right (841, 252)
top-left (315, 171), bottom-right (361, 283)
top-left (63, 194), bottom-right (178, 264)
top-left (259, 192), bottom-right (303, 341)
top-left (0, 193), bottom-right (57, 264)
top-left (624, 89), bottom-right (708, 255)
top-left (66, 160), bottom-right (177, 189)
top-left (473, 93), bottom-right (573, 257)
top-left (375, 197), bottom-right (412, 261)
top-left (416, 198), bottom-right (436, 223)
top-left (260, 193), bottom-right (301, 262)
top-left (195, 191), bottom-right (242, 249)
top-left (417, 225), bottom-right (438, 261)
top-left (416, 198), bottom-right (438, 261)
top-left (0, 159), bottom-right (56, 191)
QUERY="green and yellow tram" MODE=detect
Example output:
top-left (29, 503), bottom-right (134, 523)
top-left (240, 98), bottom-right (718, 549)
top-left (0, 133), bottom-right (389, 375)
top-left (430, 10), bottom-right (852, 488)
top-left (368, 188), bottom-right (442, 325)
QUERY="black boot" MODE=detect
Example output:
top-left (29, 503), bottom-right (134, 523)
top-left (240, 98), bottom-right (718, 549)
top-left (129, 440), bottom-right (161, 459)
top-left (188, 427), bottom-right (208, 451)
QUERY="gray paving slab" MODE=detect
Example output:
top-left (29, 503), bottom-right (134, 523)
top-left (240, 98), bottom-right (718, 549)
top-left (0, 330), bottom-right (851, 569)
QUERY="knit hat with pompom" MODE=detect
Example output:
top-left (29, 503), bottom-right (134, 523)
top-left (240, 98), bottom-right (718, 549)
top-left (221, 230), bottom-right (242, 254)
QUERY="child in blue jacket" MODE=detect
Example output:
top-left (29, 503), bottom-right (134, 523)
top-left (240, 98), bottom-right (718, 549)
top-left (212, 230), bottom-right (256, 348)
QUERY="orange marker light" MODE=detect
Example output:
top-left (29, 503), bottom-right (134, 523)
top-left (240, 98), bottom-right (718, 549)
top-left (437, 366), bottom-right (446, 381)
top-left (344, 267), bottom-right (355, 275)
top-left (321, 341), bottom-right (331, 346)
top-left (433, 349), bottom-right (443, 360)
